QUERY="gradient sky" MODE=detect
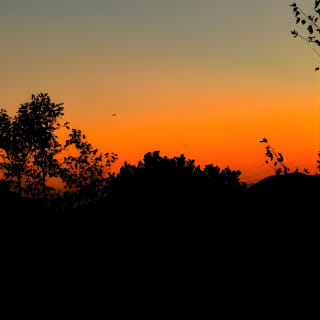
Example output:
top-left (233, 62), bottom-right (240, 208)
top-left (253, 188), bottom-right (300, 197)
top-left (1, 0), bottom-right (319, 182)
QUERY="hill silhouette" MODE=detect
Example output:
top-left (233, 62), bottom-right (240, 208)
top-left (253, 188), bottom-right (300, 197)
top-left (248, 172), bottom-right (320, 212)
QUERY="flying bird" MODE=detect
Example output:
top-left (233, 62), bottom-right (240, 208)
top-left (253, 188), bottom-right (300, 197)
top-left (112, 113), bottom-right (117, 117)
top-left (315, 67), bottom-right (319, 71)
top-left (259, 138), bottom-right (268, 143)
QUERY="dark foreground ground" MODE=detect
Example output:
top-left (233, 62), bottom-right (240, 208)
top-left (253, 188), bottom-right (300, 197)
top-left (1, 173), bottom-right (319, 312)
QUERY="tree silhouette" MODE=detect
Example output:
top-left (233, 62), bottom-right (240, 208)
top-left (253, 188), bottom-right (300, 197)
top-left (1, 93), bottom-right (119, 206)
top-left (106, 151), bottom-right (246, 211)
top-left (15, 93), bottom-right (65, 199)
top-left (61, 128), bottom-right (118, 207)
top-left (1, 93), bottom-right (117, 203)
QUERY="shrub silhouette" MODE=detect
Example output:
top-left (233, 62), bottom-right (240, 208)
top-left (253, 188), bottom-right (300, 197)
top-left (105, 151), bottom-right (246, 213)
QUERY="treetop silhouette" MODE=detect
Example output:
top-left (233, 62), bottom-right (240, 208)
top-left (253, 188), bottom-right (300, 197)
top-left (0, 93), bottom-right (117, 203)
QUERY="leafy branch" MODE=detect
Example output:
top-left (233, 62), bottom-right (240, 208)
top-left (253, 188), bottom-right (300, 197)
top-left (290, 1), bottom-right (320, 69)
top-left (259, 138), bottom-right (290, 175)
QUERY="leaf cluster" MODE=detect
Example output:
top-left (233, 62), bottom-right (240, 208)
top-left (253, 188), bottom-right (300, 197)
top-left (260, 138), bottom-right (290, 175)
top-left (290, 1), bottom-right (320, 69)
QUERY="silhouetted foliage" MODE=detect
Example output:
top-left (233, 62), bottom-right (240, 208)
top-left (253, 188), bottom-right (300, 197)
top-left (260, 138), bottom-right (290, 175)
top-left (106, 151), bottom-right (246, 213)
top-left (289, 2), bottom-right (320, 176)
top-left (0, 109), bottom-right (30, 196)
top-left (16, 93), bottom-right (65, 198)
top-left (61, 128), bottom-right (118, 208)
top-left (0, 93), bottom-right (116, 205)
top-left (290, 1), bottom-right (320, 69)
top-left (0, 94), bottom-right (67, 198)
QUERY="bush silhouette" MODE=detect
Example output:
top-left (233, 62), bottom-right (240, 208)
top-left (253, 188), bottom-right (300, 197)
top-left (105, 151), bottom-right (247, 214)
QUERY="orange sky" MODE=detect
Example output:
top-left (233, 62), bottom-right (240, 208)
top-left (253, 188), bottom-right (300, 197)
top-left (86, 82), bottom-right (319, 182)
top-left (1, 0), bottom-right (319, 183)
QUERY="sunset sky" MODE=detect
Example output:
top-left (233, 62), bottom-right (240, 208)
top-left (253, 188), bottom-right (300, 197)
top-left (1, 0), bottom-right (319, 182)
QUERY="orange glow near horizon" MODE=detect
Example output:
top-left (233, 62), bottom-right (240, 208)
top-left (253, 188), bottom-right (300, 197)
top-left (1, 1), bottom-right (320, 185)
top-left (74, 84), bottom-right (319, 184)
top-left (3, 72), bottom-right (320, 186)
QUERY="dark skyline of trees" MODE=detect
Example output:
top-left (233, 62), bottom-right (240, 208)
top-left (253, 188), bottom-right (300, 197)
top-left (0, 92), bottom-right (319, 213)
